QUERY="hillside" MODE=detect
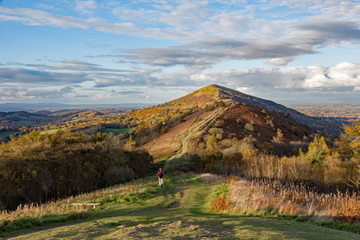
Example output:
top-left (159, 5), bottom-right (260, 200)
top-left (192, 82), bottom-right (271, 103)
top-left (213, 85), bottom-right (341, 134)
top-left (204, 102), bottom-right (313, 143)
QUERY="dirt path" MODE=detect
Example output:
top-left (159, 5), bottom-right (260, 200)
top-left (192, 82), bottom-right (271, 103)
top-left (164, 107), bottom-right (225, 171)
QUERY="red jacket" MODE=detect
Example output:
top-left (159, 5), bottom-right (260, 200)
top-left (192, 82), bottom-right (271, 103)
top-left (157, 170), bottom-right (164, 178)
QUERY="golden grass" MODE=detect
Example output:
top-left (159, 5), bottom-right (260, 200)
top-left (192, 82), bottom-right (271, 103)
top-left (228, 177), bottom-right (360, 223)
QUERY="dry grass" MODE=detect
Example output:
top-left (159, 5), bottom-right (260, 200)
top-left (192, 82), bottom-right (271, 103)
top-left (228, 177), bottom-right (360, 223)
top-left (199, 173), bottom-right (225, 183)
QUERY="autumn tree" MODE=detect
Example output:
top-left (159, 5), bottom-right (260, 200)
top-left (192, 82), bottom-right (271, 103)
top-left (337, 120), bottom-right (360, 160)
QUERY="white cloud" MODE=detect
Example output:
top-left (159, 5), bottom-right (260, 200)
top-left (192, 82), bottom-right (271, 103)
top-left (158, 1), bottom-right (209, 30)
top-left (0, 7), bottom-right (159, 38)
top-left (0, 86), bottom-right (74, 101)
top-left (191, 62), bottom-right (360, 94)
top-left (75, 0), bottom-right (98, 15)
top-left (265, 57), bottom-right (294, 66)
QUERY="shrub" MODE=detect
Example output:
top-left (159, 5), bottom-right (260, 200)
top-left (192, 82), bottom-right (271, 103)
top-left (210, 195), bottom-right (232, 212)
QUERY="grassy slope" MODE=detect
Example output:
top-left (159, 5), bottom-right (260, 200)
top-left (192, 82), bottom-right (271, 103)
top-left (4, 173), bottom-right (360, 240)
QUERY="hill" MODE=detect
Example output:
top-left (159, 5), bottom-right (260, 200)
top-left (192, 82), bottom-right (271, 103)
top-left (0, 111), bottom-right (55, 128)
top-left (139, 85), bottom-right (329, 158)
top-left (180, 84), bottom-right (339, 134)
top-left (142, 84), bottom-right (338, 134)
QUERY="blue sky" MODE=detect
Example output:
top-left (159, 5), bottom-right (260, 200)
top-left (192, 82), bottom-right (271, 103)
top-left (0, 0), bottom-right (360, 104)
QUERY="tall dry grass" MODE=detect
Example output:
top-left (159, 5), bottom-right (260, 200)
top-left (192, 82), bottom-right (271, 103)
top-left (228, 177), bottom-right (360, 223)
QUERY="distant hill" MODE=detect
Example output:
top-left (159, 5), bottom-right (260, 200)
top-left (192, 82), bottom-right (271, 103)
top-left (0, 111), bottom-right (56, 128)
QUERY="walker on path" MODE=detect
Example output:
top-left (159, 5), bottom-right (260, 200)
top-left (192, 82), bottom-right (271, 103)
top-left (157, 168), bottom-right (164, 187)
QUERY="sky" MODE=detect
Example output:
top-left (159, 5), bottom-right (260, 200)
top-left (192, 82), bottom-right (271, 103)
top-left (0, 0), bottom-right (360, 104)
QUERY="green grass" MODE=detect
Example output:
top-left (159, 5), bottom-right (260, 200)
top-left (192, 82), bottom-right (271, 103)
top-left (2, 173), bottom-right (360, 240)
top-left (102, 127), bottom-right (135, 135)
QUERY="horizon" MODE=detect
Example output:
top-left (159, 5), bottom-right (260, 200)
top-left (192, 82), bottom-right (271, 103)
top-left (1, 1), bottom-right (360, 104)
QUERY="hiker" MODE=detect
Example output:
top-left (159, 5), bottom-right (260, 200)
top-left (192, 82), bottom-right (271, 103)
top-left (157, 168), bottom-right (164, 187)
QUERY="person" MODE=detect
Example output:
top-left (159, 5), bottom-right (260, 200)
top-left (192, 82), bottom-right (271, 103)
top-left (157, 168), bottom-right (164, 187)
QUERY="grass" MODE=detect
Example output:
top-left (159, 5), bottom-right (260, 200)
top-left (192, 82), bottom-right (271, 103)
top-left (2, 172), bottom-right (360, 239)
top-left (228, 177), bottom-right (360, 233)
top-left (102, 127), bottom-right (135, 135)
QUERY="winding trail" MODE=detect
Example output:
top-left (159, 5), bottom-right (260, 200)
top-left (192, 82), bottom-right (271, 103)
top-left (164, 107), bottom-right (226, 172)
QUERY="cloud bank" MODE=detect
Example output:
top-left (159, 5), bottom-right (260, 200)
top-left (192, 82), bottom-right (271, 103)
top-left (1, 60), bottom-right (359, 102)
